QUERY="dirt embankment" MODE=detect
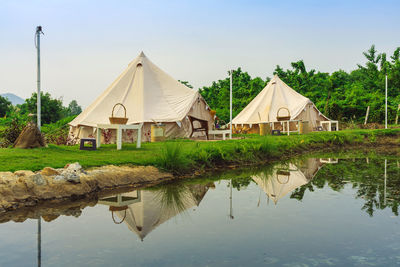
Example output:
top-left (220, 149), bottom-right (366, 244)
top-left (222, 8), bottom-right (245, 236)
top-left (0, 164), bottom-right (173, 214)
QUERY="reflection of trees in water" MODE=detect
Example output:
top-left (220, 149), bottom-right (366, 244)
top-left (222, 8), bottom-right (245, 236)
top-left (223, 157), bottom-right (399, 216)
top-left (289, 159), bottom-right (399, 216)
top-left (151, 182), bottom-right (210, 217)
top-left (152, 183), bottom-right (204, 215)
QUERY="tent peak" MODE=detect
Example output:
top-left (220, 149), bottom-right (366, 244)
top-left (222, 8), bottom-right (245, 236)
top-left (139, 51), bottom-right (146, 57)
top-left (272, 74), bottom-right (281, 80)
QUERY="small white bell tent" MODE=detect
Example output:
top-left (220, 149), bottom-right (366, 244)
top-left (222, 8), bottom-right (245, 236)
top-left (232, 75), bottom-right (331, 133)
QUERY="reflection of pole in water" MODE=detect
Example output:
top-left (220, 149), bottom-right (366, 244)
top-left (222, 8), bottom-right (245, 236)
top-left (384, 159), bottom-right (387, 206)
top-left (229, 180), bottom-right (234, 219)
top-left (37, 217), bottom-right (41, 267)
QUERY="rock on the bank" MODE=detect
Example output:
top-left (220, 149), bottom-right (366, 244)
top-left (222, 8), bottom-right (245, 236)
top-left (0, 163), bottom-right (173, 213)
top-left (53, 162), bottom-right (85, 183)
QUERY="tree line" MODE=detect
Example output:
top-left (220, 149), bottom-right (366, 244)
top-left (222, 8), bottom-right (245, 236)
top-left (2, 45), bottom-right (399, 126)
top-left (0, 92), bottom-right (82, 125)
top-left (199, 45), bottom-right (400, 124)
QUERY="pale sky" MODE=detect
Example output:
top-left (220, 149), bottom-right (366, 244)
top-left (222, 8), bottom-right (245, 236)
top-left (1, 0), bottom-right (399, 107)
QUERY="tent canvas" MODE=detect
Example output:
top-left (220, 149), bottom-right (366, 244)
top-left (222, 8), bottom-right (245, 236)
top-left (68, 52), bottom-right (213, 143)
top-left (252, 159), bottom-right (324, 204)
top-left (232, 75), bottom-right (330, 131)
top-left (115, 185), bottom-right (209, 240)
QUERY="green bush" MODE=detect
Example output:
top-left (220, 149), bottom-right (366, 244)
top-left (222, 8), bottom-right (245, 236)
top-left (157, 143), bottom-right (191, 174)
top-left (42, 115), bottom-right (76, 145)
top-left (0, 117), bottom-right (26, 147)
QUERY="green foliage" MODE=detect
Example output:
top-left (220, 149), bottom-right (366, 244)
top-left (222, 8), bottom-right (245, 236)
top-left (200, 68), bottom-right (267, 121)
top-left (153, 183), bottom-right (195, 215)
top-left (41, 115), bottom-right (76, 134)
top-left (157, 143), bottom-right (191, 174)
top-left (65, 100), bottom-right (82, 116)
top-left (295, 158), bottom-right (400, 217)
top-left (200, 46), bottom-right (400, 124)
top-left (20, 92), bottom-right (64, 124)
top-left (178, 80), bottom-right (194, 89)
top-left (0, 128), bottom-right (397, 172)
top-left (41, 115), bottom-right (77, 145)
top-left (0, 96), bottom-right (12, 117)
top-left (0, 117), bottom-right (26, 147)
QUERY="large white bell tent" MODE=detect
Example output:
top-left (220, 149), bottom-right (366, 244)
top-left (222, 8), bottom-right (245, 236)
top-left (68, 52), bottom-right (213, 143)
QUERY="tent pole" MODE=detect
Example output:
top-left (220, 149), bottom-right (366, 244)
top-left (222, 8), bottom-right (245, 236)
top-left (229, 70), bottom-right (233, 139)
top-left (385, 75), bottom-right (388, 129)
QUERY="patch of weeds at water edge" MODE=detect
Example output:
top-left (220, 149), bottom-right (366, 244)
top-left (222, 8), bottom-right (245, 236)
top-left (368, 132), bottom-right (377, 143)
top-left (233, 142), bottom-right (257, 162)
top-left (156, 143), bottom-right (192, 174)
top-left (191, 148), bottom-right (212, 168)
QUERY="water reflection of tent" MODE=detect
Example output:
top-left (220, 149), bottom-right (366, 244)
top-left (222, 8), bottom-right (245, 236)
top-left (252, 158), bottom-right (325, 204)
top-left (103, 184), bottom-right (210, 241)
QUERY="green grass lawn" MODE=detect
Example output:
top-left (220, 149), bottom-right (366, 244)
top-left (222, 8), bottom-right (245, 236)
top-left (0, 128), bottom-right (399, 172)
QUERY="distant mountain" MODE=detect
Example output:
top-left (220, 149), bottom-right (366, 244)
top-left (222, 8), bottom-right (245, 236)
top-left (1, 93), bottom-right (25, 105)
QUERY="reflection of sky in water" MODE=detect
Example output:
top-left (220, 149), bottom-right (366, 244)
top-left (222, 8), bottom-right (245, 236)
top-left (0, 158), bottom-right (399, 266)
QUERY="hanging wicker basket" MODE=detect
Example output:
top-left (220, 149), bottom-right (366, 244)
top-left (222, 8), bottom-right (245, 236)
top-left (276, 170), bottom-right (290, 184)
top-left (109, 103), bottom-right (128, 124)
top-left (276, 107), bottom-right (291, 121)
top-left (109, 205), bottom-right (128, 224)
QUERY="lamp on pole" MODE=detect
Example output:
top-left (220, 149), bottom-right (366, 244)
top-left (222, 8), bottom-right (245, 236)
top-left (35, 25), bottom-right (44, 267)
top-left (35, 26), bottom-right (44, 131)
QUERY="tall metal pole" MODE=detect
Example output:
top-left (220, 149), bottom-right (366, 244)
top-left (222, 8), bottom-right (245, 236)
top-left (37, 216), bottom-right (41, 267)
top-left (35, 26), bottom-right (43, 131)
top-left (35, 26), bottom-right (43, 267)
top-left (229, 70), bottom-right (233, 139)
top-left (384, 159), bottom-right (387, 206)
top-left (385, 75), bottom-right (388, 129)
top-left (229, 180), bottom-right (233, 219)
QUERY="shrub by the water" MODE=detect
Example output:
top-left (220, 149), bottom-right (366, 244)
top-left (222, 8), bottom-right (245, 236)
top-left (157, 143), bottom-right (191, 174)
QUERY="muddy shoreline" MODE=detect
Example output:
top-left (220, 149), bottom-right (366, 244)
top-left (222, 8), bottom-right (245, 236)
top-left (0, 136), bottom-right (398, 219)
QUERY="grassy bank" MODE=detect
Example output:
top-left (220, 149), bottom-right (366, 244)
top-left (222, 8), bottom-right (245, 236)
top-left (0, 128), bottom-right (399, 172)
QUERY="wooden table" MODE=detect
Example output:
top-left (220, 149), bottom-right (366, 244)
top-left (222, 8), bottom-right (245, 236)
top-left (320, 121), bottom-right (339, 131)
top-left (96, 123), bottom-right (143, 150)
top-left (271, 120), bottom-right (301, 135)
top-left (208, 129), bottom-right (231, 140)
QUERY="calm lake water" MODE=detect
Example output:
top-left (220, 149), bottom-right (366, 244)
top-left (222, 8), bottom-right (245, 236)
top-left (0, 155), bottom-right (399, 266)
